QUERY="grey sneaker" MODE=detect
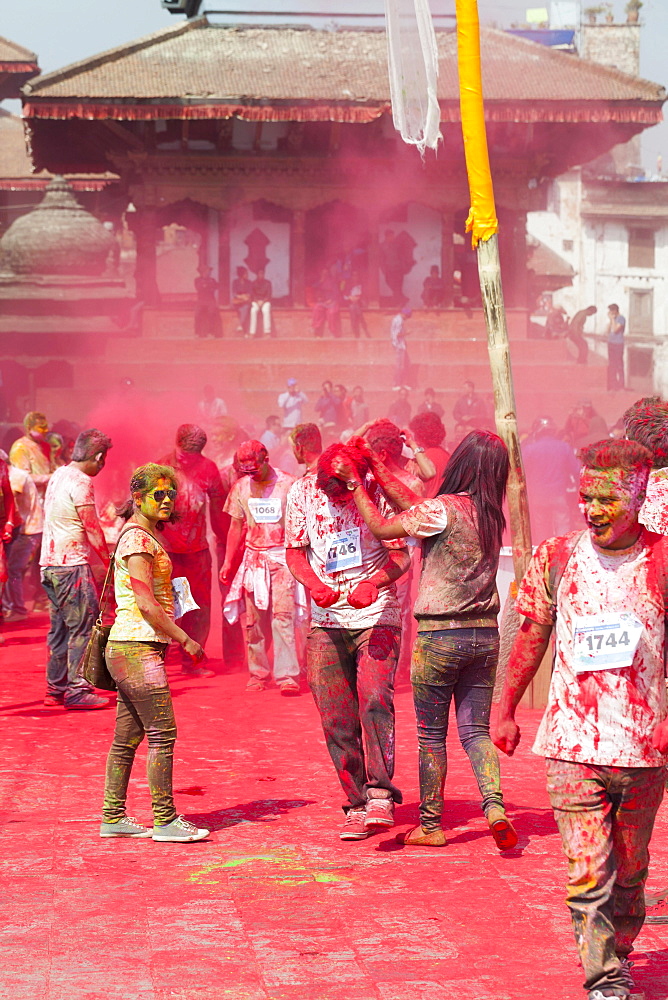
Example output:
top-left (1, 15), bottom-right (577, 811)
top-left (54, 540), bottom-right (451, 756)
top-left (152, 815), bottom-right (209, 842)
top-left (100, 816), bottom-right (152, 838)
top-left (340, 809), bottom-right (369, 841)
top-left (65, 691), bottom-right (109, 710)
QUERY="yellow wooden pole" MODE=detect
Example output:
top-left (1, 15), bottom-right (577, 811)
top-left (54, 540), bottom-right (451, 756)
top-left (455, 0), bottom-right (532, 584)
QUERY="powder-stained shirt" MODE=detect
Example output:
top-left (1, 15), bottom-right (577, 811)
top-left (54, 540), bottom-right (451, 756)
top-left (8, 466), bottom-right (43, 535)
top-left (9, 435), bottom-right (52, 485)
top-left (285, 474), bottom-right (406, 629)
top-left (40, 464), bottom-right (96, 567)
top-left (639, 468), bottom-right (668, 535)
top-left (399, 494), bottom-right (500, 629)
top-left (159, 451), bottom-right (225, 554)
top-left (109, 526), bottom-right (174, 643)
top-left (516, 531), bottom-right (667, 768)
top-left (225, 469), bottom-right (295, 549)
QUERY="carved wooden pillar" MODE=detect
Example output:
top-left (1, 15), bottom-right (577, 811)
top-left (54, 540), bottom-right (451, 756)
top-left (440, 211), bottom-right (454, 308)
top-left (132, 206), bottom-right (160, 307)
top-left (291, 208), bottom-right (306, 307)
top-left (498, 209), bottom-right (528, 310)
top-left (367, 215), bottom-right (380, 308)
top-left (218, 210), bottom-right (231, 305)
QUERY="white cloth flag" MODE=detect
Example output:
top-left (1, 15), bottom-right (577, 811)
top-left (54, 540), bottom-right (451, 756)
top-left (384, 0), bottom-right (442, 154)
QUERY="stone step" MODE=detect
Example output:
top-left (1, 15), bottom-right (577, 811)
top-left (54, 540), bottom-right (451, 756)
top-left (103, 334), bottom-right (593, 368)
top-left (141, 306), bottom-right (531, 341)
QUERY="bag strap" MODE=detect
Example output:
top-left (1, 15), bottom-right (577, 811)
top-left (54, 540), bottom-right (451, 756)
top-left (97, 523), bottom-right (162, 622)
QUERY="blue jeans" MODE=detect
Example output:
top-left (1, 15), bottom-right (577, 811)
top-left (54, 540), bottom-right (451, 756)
top-left (3, 532), bottom-right (40, 614)
top-left (411, 627), bottom-right (503, 831)
top-left (42, 564), bottom-right (98, 702)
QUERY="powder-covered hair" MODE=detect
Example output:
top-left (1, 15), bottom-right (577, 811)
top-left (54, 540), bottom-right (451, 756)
top-left (176, 423), bottom-right (207, 453)
top-left (116, 463), bottom-right (178, 526)
top-left (622, 398), bottom-right (668, 469)
top-left (23, 411), bottom-right (47, 432)
top-left (316, 443), bottom-right (369, 501)
top-left (365, 419), bottom-right (403, 463)
top-left (578, 439), bottom-right (653, 493)
top-left (409, 411), bottom-right (446, 449)
top-left (434, 430), bottom-right (509, 565)
top-left (290, 423), bottom-right (322, 454)
top-left (71, 428), bottom-right (113, 462)
top-left (236, 439), bottom-right (268, 465)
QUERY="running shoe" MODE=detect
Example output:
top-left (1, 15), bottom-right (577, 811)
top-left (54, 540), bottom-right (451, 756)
top-left (364, 794), bottom-right (394, 829)
top-left (340, 809), bottom-right (369, 841)
top-left (100, 816), bottom-right (152, 838)
top-left (43, 692), bottom-right (65, 707)
top-left (65, 692), bottom-right (109, 710)
top-left (152, 815), bottom-right (209, 842)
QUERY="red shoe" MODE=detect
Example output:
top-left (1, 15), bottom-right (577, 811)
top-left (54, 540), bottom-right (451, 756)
top-left (487, 808), bottom-right (518, 851)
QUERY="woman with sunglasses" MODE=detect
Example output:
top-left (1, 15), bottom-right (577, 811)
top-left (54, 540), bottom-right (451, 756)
top-left (100, 463), bottom-right (209, 843)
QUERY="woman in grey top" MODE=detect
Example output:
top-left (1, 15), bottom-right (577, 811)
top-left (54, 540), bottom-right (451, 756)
top-left (332, 431), bottom-right (516, 851)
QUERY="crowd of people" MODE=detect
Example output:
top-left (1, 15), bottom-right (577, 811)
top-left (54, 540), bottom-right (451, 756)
top-left (4, 388), bottom-right (668, 1000)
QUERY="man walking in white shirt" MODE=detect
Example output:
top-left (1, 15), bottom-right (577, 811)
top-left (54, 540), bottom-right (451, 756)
top-left (41, 429), bottom-right (112, 710)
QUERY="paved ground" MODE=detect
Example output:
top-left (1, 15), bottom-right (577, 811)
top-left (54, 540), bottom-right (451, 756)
top-left (2, 612), bottom-right (668, 1000)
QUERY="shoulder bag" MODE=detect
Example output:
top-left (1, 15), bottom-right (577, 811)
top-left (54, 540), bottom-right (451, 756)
top-left (80, 524), bottom-right (159, 692)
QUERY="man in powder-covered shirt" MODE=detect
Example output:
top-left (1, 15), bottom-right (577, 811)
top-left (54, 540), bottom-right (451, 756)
top-left (495, 439), bottom-right (668, 1000)
top-left (160, 424), bottom-right (227, 677)
top-left (40, 428), bottom-right (112, 710)
top-left (220, 439), bottom-right (299, 694)
top-left (285, 442), bottom-right (410, 841)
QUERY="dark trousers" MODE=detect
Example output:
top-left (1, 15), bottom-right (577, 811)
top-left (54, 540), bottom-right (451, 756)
top-left (307, 625), bottom-right (402, 810)
top-left (349, 302), bottom-right (370, 338)
top-left (546, 758), bottom-right (664, 995)
top-left (168, 548), bottom-right (212, 667)
top-left (607, 342), bottom-right (625, 389)
top-left (411, 627), bottom-right (504, 831)
top-left (3, 532), bottom-right (40, 614)
top-left (42, 564), bottom-right (98, 702)
top-left (104, 640), bottom-right (177, 826)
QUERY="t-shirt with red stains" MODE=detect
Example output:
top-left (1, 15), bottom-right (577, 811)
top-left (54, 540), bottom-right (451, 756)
top-left (225, 469), bottom-right (295, 550)
top-left (40, 464), bottom-right (96, 567)
top-left (516, 531), bottom-right (667, 768)
top-left (285, 473), bottom-right (406, 629)
top-left (639, 469), bottom-right (668, 535)
top-left (159, 451), bottom-right (225, 554)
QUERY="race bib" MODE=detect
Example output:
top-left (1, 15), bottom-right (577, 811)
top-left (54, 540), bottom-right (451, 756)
top-left (572, 612), bottom-right (644, 673)
top-left (248, 497), bottom-right (282, 523)
top-left (325, 528), bottom-right (362, 575)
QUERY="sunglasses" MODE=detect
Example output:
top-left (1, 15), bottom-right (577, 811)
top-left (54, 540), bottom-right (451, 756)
top-left (148, 489), bottom-right (177, 502)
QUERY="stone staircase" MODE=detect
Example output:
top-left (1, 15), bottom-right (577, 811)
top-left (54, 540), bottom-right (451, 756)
top-left (19, 305), bottom-right (646, 433)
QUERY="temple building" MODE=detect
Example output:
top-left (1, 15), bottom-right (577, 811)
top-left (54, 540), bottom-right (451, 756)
top-left (0, 15), bottom-right (664, 429)
top-left (21, 17), bottom-right (665, 313)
